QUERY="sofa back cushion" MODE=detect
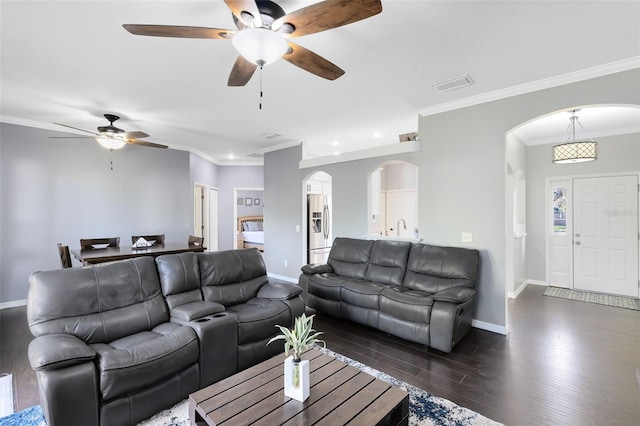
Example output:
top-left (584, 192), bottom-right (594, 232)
top-left (198, 248), bottom-right (268, 306)
top-left (365, 240), bottom-right (411, 286)
top-left (155, 252), bottom-right (203, 310)
top-left (27, 257), bottom-right (168, 343)
top-left (327, 238), bottom-right (374, 279)
top-left (403, 243), bottom-right (479, 293)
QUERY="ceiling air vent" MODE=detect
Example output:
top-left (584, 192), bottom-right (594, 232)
top-left (261, 132), bottom-right (281, 139)
top-left (431, 74), bottom-right (474, 93)
top-left (247, 153), bottom-right (264, 158)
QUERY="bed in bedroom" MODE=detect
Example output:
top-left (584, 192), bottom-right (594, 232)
top-left (238, 215), bottom-right (264, 251)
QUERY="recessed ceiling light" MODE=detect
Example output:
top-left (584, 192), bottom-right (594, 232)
top-left (332, 140), bottom-right (339, 146)
top-left (373, 132), bottom-right (381, 138)
top-left (333, 151), bottom-right (340, 156)
top-left (228, 153), bottom-right (235, 159)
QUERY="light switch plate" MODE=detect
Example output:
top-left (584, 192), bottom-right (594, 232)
top-left (461, 232), bottom-right (473, 243)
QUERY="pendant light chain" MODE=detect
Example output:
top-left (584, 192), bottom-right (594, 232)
top-left (259, 64), bottom-right (264, 110)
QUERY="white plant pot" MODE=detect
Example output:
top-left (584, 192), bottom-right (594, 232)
top-left (284, 355), bottom-right (309, 402)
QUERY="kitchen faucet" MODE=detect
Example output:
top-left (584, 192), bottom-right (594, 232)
top-left (397, 218), bottom-right (407, 236)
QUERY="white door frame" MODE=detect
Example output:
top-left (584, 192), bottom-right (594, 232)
top-left (545, 171), bottom-right (640, 294)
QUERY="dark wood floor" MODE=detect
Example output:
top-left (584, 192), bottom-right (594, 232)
top-left (2, 285), bottom-right (639, 425)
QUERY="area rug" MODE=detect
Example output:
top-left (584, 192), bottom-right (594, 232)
top-left (543, 286), bottom-right (640, 311)
top-left (0, 348), bottom-right (501, 426)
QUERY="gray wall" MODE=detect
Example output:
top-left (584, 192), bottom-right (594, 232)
top-left (237, 189), bottom-right (264, 218)
top-left (525, 132), bottom-right (640, 282)
top-left (0, 123), bottom-right (191, 303)
top-left (264, 68), bottom-right (640, 330)
top-left (0, 124), bottom-right (263, 304)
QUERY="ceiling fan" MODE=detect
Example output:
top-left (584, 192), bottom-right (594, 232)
top-left (122, 0), bottom-right (383, 86)
top-left (51, 114), bottom-right (168, 150)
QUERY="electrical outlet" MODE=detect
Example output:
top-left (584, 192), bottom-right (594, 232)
top-left (284, 260), bottom-right (288, 267)
top-left (295, 225), bottom-right (300, 233)
top-left (461, 232), bottom-right (473, 243)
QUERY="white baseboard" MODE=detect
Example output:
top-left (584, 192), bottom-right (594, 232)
top-left (472, 319), bottom-right (508, 336)
top-left (526, 279), bottom-right (548, 287)
top-left (267, 273), bottom-right (298, 284)
top-left (508, 280), bottom-right (528, 299)
top-left (0, 299), bottom-right (27, 310)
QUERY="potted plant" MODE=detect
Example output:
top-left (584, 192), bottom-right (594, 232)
top-left (267, 313), bottom-right (325, 401)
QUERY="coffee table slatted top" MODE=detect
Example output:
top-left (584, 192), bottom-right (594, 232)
top-left (189, 348), bottom-right (409, 425)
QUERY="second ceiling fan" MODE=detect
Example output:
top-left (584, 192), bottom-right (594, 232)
top-left (123, 0), bottom-right (382, 86)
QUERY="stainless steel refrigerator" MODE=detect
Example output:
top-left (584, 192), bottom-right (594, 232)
top-left (307, 194), bottom-right (332, 264)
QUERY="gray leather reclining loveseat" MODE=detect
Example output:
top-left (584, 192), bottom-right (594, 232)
top-left (27, 248), bottom-right (303, 426)
top-left (298, 238), bottom-right (479, 353)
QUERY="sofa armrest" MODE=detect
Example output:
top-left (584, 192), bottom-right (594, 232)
top-left (28, 334), bottom-right (96, 371)
top-left (257, 281), bottom-right (303, 300)
top-left (300, 263), bottom-right (333, 275)
top-left (433, 287), bottom-right (475, 304)
top-left (171, 301), bottom-right (225, 322)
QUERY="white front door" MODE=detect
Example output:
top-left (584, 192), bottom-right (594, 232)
top-left (573, 176), bottom-right (638, 297)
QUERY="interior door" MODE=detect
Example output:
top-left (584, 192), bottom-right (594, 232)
top-left (573, 175), bottom-right (638, 297)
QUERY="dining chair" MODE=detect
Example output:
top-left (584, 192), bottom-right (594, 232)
top-left (57, 243), bottom-right (72, 268)
top-left (80, 237), bottom-right (120, 250)
top-left (131, 234), bottom-right (165, 245)
top-left (188, 235), bottom-right (204, 247)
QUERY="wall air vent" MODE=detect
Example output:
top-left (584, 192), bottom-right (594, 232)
top-left (431, 74), bottom-right (474, 93)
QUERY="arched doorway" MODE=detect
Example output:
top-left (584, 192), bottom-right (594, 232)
top-left (367, 161), bottom-right (418, 238)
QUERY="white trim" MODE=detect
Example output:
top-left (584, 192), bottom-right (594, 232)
top-left (299, 141), bottom-right (422, 169)
top-left (267, 273), bottom-right (298, 284)
top-left (508, 280), bottom-right (529, 299)
top-left (527, 279), bottom-right (548, 287)
top-left (262, 140), bottom-right (301, 154)
top-left (472, 319), bottom-right (508, 336)
top-left (0, 299), bottom-right (27, 310)
top-left (419, 57), bottom-right (640, 117)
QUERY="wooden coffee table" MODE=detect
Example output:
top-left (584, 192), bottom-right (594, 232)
top-left (189, 348), bottom-right (409, 425)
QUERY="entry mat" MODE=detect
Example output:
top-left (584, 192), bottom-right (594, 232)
top-left (544, 286), bottom-right (640, 311)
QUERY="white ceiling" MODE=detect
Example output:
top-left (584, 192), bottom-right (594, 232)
top-left (1, 1), bottom-right (639, 164)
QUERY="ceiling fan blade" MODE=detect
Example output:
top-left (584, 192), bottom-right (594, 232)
top-left (123, 24), bottom-right (233, 39)
top-left (127, 139), bottom-right (168, 149)
top-left (224, 0), bottom-right (262, 27)
top-left (283, 42), bottom-right (345, 81)
top-left (228, 55), bottom-right (258, 86)
top-left (123, 131), bottom-right (149, 139)
top-left (49, 136), bottom-right (94, 139)
top-left (273, 0), bottom-right (382, 38)
top-left (53, 123), bottom-right (98, 135)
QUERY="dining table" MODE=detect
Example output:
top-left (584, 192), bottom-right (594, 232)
top-left (70, 242), bottom-right (206, 266)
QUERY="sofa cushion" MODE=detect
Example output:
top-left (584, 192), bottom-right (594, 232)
top-left (379, 287), bottom-right (434, 323)
top-left (28, 257), bottom-right (169, 344)
top-left (403, 244), bottom-right (479, 293)
top-left (198, 249), bottom-right (268, 305)
top-left (92, 322), bottom-right (198, 400)
top-left (327, 238), bottom-right (374, 279)
top-left (365, 240), bottom-right (411, 286)
top-left (308, 273), bottom-right (352, 301)
top-left (155, 252), bottom-right (203, 310)
top-left (340, 280), bottom-right (391, 310)
top-left (225, 298), bottom-right (291, 344)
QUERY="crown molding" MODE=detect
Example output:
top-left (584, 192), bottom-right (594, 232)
top-left (418, 57), bottom-right (640, 117)
top-left (299, 141), bottom-right (422, 169)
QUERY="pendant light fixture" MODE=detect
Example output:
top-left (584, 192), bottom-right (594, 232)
top-left (552, 109), bottom-right (597, 164)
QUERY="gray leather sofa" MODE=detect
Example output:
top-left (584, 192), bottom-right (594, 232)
top-left (298, 238), bottom-right (479, 353)
top-left (27, 248), bottom-right (303, 426)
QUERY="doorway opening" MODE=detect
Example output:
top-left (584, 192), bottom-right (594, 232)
top-left (303, 172), bottom-right (332, 264)
top-left (194, 183), bottom-right (219, 252)
top-left (367, 161), bottom-right (418, 239)
top-left (233, 187), bottom-right (264, 250)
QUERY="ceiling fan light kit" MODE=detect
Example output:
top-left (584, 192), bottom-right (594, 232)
top-left (95, 136), bottom-right (126, 150)
top-left (232, 27), bottom-right (288, 66)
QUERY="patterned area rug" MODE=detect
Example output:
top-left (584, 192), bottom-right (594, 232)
top-left (0, 348), bottom-right (501, 426)
top-left (543, 286), bottom-right (640, 311)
